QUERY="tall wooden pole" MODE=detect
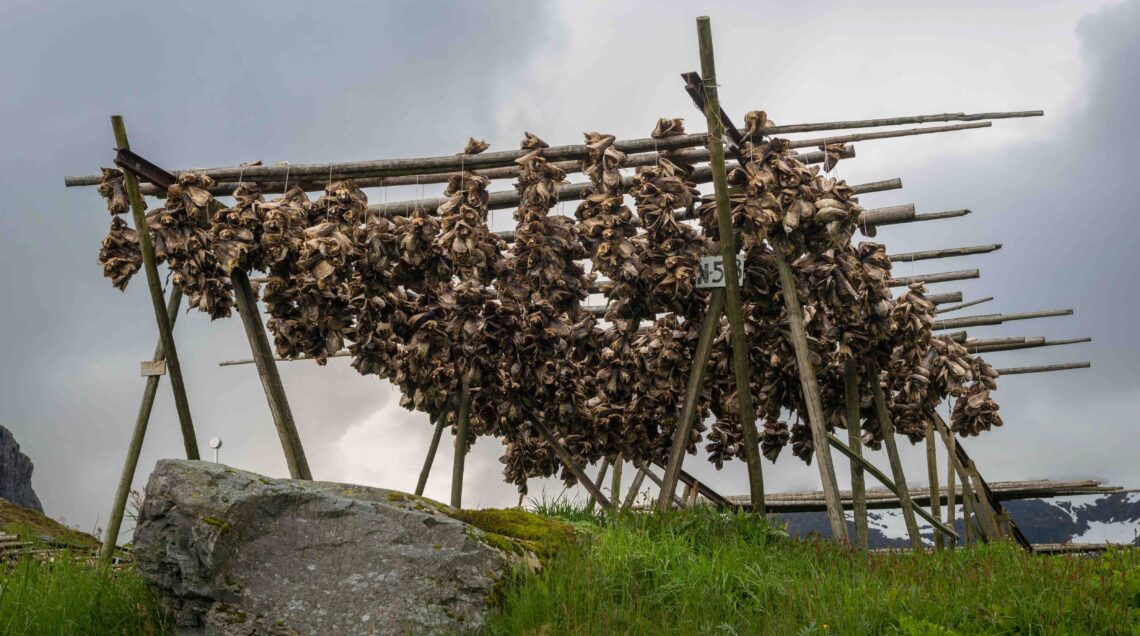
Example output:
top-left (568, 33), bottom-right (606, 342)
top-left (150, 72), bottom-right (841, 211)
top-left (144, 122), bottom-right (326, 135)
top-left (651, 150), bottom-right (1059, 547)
top-left (694, 16), bottom-right (766, 513)
top-left (415, 416), bottom-right (447, 496)
top-left (843, 361), bottom-right (869, 549)
top-left (867, 362), bottom-right (922, 549)
top-left (926, 422), bottom-right (943, 548)
top-left (774, 249), bottom-right (847, 541)
top-left (657, 289), bottom-right (724, 510)
top-left (450, 375), bottom-right (472, 508)
top-left (98, 286), bottom-right (184, 565)
top-left (110, 116), bottom-right (200, 462)
top-left (946, 426), bottom-right (957, 546)
top-left (231, 269), bottom-right (312, 480)
top-left (931, 413), bottom-right (992, 542)
top-left (610, 455), bottom-right (624, 505)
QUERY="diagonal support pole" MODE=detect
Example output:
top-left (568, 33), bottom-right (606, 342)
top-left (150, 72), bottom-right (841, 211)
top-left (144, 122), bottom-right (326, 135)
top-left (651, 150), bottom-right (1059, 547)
top-left (533, 421), bottom-right (613, 510)
top-left (867, 361), bottom-right (923, 548)
top-left (115, 144), bottom-right (311, 480)
top-left (415, 414), bottom-right (448, 496)
top-left (111, 116), bottom-right (200, 462)
top-left (657, 289), bottom-right (724, 510)
top-left (843, 361), bottom-right (869, 549)
top-left (98, 285), bottom-right (184, 565)
top-left (692, 16), bottom-right (766, 514)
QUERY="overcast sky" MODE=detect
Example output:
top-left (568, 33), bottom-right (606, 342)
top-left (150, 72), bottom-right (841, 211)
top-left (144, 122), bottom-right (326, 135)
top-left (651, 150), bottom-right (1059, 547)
top-left (0, 0), bottom-right (1136, 538)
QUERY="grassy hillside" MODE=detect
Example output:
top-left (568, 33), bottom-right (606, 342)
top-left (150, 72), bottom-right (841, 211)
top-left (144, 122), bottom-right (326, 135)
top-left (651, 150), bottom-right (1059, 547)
top-left (490, 504), bottom-right (1140, 634)
top-left (0, 503), bottom-right (1135, 634)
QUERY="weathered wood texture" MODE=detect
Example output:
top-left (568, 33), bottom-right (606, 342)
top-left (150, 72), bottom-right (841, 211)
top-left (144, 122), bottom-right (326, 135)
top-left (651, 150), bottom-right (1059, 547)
top-left (415, 415), bottom-right (447, 496)
top-left (657, 289), bottom-right (725, 510)
top-left (774, 247), bottom-right (847, 541)
top-left (868, 362), bottom-right (922, 548)
top-left (450, 376), bottom-right (472, 508)
top-left (844, 361), bottom-right (869, 549)
top-left (110, 116), bottom-right (200, 462)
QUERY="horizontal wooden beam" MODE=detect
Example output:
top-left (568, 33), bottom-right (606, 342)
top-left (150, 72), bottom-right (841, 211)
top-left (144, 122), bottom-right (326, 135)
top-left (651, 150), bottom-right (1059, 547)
top-left (67, 108), bottom-right (1042, 187)
top-left (889, 269), bottom-right (979, 287)
top-left (727, 479), bottom-right (1122, 513)
top-left (934, 308), bottom-right (1073, 331)
top-left (890, 244), bottom-right (1001, 263)
top-left (967, 337), bottom-right (1091, 354)
top-left (996, 362), bottom-right (1091, 376)
top-left (935, 296), bottom-right (995, 314)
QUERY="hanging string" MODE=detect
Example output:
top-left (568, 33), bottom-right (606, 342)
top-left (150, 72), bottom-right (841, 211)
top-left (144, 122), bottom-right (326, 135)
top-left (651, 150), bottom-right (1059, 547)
top-left (281, 162), bottom-right (291, 194)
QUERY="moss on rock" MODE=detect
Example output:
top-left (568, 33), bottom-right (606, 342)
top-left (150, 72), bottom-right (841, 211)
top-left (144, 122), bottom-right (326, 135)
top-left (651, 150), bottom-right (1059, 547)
top-left (445, 508), bottom-right (575, 561)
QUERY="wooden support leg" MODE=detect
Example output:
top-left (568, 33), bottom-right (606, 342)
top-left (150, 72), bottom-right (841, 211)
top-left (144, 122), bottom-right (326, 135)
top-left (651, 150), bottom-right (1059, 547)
top-left (533, 421), bottom-right (612, 510)
top-left (657, 289), bottom-right (724, 511)
top-left (110, 116), bottom-right (200, 462)
top-left (622, 467), bottom-right (648, 510)
top-left (415, 414), bottom-right (447, 496)
top-left (610, 455), bottom-right (624, 505)
top-left (231, 269), bottom-right (311, 480)
top-left (867, 363), bottom-right (923, 549)
top-left (926, 422), bottom-right (942, 548)
top-left (774, 248), bottom-right (847, 542)
top-left (694, 17), bottom-right (766, 513)
top-left (687, 480), bottom-right (701, 508)
top-left (99, 286), bottom-right (184, 565)
top-left (946, 430), bottom-right (957, 547)
top-left (966, 463), bottom-right (1004, 540)
top-left (450, 376), bottom-right (472, 509)
top-left (843, 361), bottom-right (869, 549)
top-left (585, 457), bottom-right (611, 512)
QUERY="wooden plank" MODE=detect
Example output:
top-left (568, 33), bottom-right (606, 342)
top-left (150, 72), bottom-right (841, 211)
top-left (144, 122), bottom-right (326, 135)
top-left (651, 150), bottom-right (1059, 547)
top-left (139, 360), bottom-right (166, 377)
top-left (844, 361), bottom-right (869, 549)
top-left (657, 289), bottom-right (725, 510)
top-left (110, 116), bottom-right (200, 462)
top-left (867, 362), bottom-right (922, 549)
top-left (997, 362), bottom-right (1090, 376)
top-left (694, 17), bottom-right (766, 514)
top-left (774, 247), bottom-right (847, 541)
top-left (450, 376), bottom-right (472, 508)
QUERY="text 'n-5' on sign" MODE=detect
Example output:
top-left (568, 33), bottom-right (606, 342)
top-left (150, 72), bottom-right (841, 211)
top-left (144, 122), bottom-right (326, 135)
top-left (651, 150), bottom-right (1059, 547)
top-left (696, 254), bottom-right (745, 289)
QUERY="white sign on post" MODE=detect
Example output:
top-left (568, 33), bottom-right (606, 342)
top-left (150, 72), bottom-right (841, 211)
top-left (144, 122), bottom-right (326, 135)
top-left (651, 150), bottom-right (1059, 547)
top-left (695, 254), bottom-right (745, 289)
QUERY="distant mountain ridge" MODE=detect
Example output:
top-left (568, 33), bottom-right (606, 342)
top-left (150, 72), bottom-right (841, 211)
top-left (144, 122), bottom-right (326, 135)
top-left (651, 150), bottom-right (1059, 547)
top-left (0, 425), bottom-right (42, 512)
top-left (775, 492), bottom-right (1140, 548)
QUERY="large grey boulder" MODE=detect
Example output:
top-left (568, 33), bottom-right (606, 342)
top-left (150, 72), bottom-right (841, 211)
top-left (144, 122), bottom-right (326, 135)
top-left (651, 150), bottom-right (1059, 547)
top-left (134, 460), bottom-right (526, 635)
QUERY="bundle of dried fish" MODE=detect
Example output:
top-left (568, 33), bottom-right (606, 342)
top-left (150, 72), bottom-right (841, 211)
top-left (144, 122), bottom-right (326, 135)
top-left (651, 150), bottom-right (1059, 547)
top-left (434, 173), bottom-right (505, 284)
top-left (652, 118), bottom-right (697, 177)
top-left (96, 168), bottom-right (129, 215)
top-left (697, 139), bottom-right (863, 255)
top-left (146, 174), bottom-right (233, 319)
top-left (97, 216), bottom-right (141, 290)
top-left (575, 132), bottom-right (642, 311)
top-left (498, 143), bottom-right (593, 314)
top-left (461, 137), bottom-right (489, 155)
top-left (210, 183), bottom-right (265, 274)
top-left (628, 158), bottom-right (708, 316)
top-left (260, 187), bottom-right (313, 357)
top-left (391, 206), bottom-right (450, 292)
top-left (349, 213), bottom-right (409, 379)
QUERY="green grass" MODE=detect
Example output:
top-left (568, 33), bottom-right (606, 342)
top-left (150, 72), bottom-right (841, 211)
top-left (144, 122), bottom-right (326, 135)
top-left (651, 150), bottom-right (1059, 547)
top-left (490, 504), bottom-right (1140, 635)
top-left (0, 554), bottom-right (170, 635)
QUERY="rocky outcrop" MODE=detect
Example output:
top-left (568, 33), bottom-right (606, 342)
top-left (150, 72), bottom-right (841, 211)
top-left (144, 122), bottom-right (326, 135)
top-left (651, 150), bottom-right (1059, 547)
top-left (133, 460), bottom-right (548, 635)
top-left (0, 425), bottom-right (42, 512)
